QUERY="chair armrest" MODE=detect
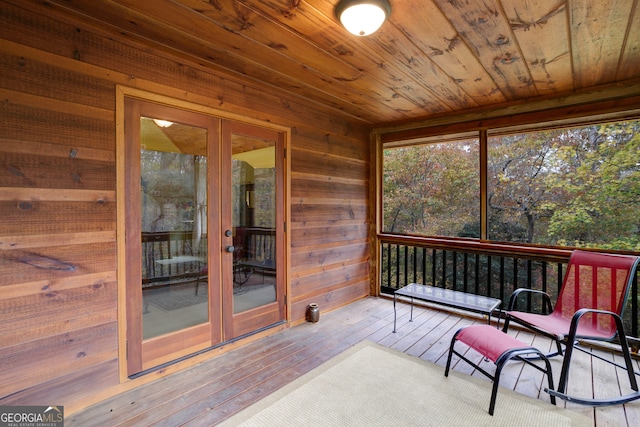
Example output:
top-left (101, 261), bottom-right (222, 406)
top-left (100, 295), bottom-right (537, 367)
top-left (507, 288), bottom-right (553, 313)
top-left (568, 308), bottom-right (626, 341)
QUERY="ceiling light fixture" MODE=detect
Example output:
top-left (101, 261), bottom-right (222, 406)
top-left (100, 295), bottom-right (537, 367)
top-left (335, 0), bottom-right (391, 37)
top-left (153, 119), bottom-right (174, 128)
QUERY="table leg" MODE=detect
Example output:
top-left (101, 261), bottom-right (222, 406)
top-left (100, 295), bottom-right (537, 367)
top-left (393, 294), bottom-right (398, 333)
top-left (493, 308), bottom-right (502, 329)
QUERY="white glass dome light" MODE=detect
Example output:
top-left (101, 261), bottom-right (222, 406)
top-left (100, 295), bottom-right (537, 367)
top-left (153, 119), bottom-right (174, 128)
top-left (335, 0), bottom-right (392, 37)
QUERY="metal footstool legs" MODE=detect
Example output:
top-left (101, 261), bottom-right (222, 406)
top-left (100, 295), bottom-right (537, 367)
top-left (444, 324), bottom-right (556, 415)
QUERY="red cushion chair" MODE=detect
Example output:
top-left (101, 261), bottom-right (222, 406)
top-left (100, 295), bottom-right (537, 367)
top-left (503, 250), bottom-right (640, 406)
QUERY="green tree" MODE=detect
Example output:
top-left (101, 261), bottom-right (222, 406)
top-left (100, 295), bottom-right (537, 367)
top-left (545, 123), bottom-right (640, 249)
top-left (383, 141), bottom-right (478, 236)
top-left (384, 120), bottom-right (640, 251)
top-left (488, 132), bottom-right (559, 243)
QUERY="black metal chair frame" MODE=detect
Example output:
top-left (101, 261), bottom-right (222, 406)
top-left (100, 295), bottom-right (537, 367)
top-left (502, 251), bottom-right (640, 407)
top-left (445, 325), bottom-right (556, 416)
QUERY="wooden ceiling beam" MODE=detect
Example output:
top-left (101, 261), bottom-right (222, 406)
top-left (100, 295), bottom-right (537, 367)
top-left (377, 82), bottom-right (640, 143)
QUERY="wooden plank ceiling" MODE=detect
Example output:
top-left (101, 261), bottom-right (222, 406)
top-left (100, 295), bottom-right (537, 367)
top-left (45, 0), bottom-right (640, 125)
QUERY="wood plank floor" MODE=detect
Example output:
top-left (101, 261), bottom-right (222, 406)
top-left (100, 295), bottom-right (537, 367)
top-left (69, 297), bottom-right (640, 426)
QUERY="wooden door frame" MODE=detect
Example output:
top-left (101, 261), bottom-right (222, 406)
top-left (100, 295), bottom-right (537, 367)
top-left (116, 86), bottom-right (291, 382)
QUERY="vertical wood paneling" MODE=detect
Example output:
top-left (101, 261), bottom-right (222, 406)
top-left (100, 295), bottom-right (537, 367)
top-left (394, 0), bottom-right (506, 107)
top-left (615, 0), bottom-right (640, 81)
top-left (501, 0), bottom-right (573, 95)
top-left (0, 0), bottom-right (370, 412)
top-left (434, 0), bottom-right (538, 100)
top-left (570, 0), bottom-right (636, 87)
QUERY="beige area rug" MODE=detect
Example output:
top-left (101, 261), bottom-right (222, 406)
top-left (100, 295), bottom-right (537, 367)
top-left (220, 341), bottom-right (592, 427)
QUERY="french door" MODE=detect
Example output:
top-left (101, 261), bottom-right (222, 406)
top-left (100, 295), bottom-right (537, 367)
top-left (221, 121), bottom-right (286, 339)
top-left (122, 96), bottom-right (285, 376)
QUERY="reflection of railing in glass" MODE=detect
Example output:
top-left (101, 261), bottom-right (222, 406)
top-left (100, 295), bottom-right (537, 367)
top-left (233, 227), bottom-right (276, 285)
top-left (231, 226), bottom-right (277, 313)
top-left (237, 227), bottom-right (275, 265)
top-left (141, 231), bottom-right (208, 288)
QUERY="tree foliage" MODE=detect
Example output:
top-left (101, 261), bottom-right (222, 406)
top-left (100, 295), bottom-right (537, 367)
top-left (383, 141), bottom-right (479, 236)
top-left (383, 120), bottom-right (640, 251)
top-left (543, 123), bottom-right (640, 249)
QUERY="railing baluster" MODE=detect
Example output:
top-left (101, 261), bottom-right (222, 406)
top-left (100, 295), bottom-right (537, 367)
top-left (499, 256), bottom-right (505, 303)
top-left (631, 272), bottom-right (638, 340)
top-left (403, 245), bottom-right (408, 287)
top-left (416, 246), bottom-right (418, 283)
top-left (395, 244), bottom-right (400, 289)
top-left (386, 243), bottom-right (391, 289)
top-left (557, 262), bottom-right (564, 301)
top-left (431, 249), bottom-right (436, 287)
top-left (474, 254), bottom-right (480, 295)
top-left (422, 248), bottom-right (427, 285)
top-left (513, 258), bottom-right (518, 304)
top-left (463, 253), bottom-right (469, 293)
top-left (452, 251), bottom-right (458, 291)
top-left (441, 250), bottom-right (447, 289)
top-left (526, 259), bottom-right (532, 312)
top-left (486, 255), bottom-right (493, 296)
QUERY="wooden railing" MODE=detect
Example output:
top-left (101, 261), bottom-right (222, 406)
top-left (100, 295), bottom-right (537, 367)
top-left (378, 234), bottom-right (640, 341)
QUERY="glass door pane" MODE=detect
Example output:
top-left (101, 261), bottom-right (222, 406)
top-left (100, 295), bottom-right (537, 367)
top-left (140, 117), bottom-right (209, 339)
top-left (231, 137), bottom-right (277, 313)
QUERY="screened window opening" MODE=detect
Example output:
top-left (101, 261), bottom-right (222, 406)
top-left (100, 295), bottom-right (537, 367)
top-left (382, 138), bottom-right (480, 238)
top-left (488, 121), bottom-right (640, 250)
top-left (381, 119), bottom-right (640, 251)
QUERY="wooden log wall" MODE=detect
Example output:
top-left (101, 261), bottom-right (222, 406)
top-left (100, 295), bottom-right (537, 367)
top-left (0, 0), bottom-right (370, 413)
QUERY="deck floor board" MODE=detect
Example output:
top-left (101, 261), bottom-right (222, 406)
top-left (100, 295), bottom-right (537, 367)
top-left (69, 297), bottom-right (640, 426)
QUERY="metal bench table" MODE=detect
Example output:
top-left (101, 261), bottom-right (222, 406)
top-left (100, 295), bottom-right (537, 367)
top-left (393, 283), bottom-right (501, 333)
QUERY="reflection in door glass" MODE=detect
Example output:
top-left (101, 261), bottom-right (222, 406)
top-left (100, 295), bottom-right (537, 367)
top-left (140, 117), bottom-right (209, 339)
top-left (232, 137), bottom-right (276, 313)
